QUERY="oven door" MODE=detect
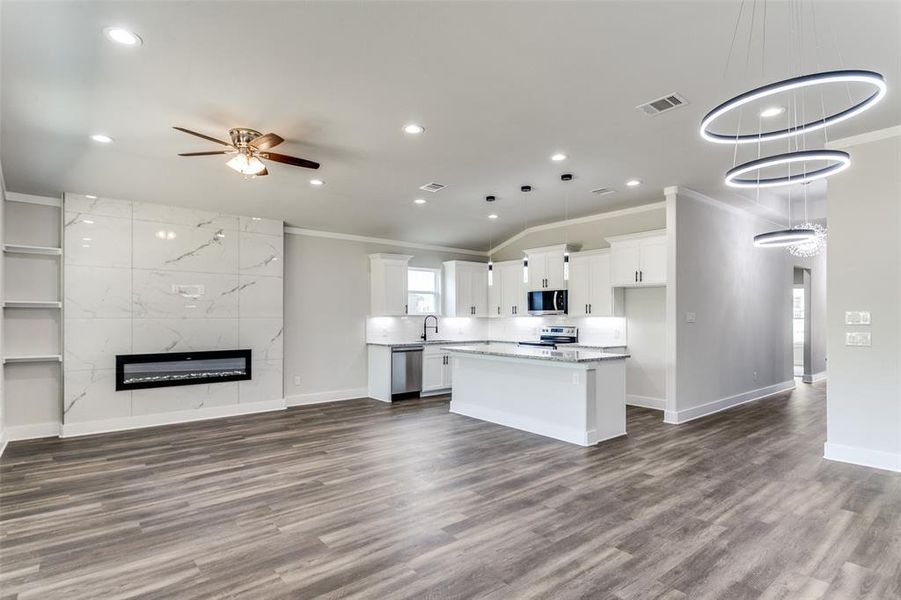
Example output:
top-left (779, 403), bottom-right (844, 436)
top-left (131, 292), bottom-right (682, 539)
top-left (527, 290), bottom-right (567, 315)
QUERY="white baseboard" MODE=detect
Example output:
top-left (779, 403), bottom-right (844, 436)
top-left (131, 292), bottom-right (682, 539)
top-left (664, 380), bottom-right (796, 424)
top-left (626, 394), bottom-right (665, 411)
top-left (824, 442), bottom-right (901, 473)
top-left (450, 400), bottom-right (624, 447)
top-left (3, 422), bottom-right (62, 442)
top-left (802, 371), bottom-right (827, 384)
top-left (60, 399), bottom-right (286, 438)
top-left (286, 387), bottom-right (368, 407)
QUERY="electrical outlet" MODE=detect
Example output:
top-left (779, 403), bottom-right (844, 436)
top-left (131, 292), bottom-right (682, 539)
top-left (686, 312), bottom-right (696, 323)
top-left (846, 332), bottom-right (872, 347)
top-left (293, 376), bottom-right (301, 386)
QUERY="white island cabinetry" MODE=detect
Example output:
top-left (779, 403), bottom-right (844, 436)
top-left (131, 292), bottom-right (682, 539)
top-left (447, 344), bottom-right (629, 446)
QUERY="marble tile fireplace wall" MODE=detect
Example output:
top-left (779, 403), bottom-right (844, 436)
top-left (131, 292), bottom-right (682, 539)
top-left (62, 194), bottom-right (284, 436)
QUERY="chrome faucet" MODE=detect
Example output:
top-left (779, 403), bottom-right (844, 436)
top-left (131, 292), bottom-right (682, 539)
top-left (421, 315), bottom-right (439, 341)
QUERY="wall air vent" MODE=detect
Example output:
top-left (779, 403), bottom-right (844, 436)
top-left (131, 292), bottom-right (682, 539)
top-left (636, 93), bottom-right (689, 116)
top-left (591, 187), bottom-right (616, 196)
top-left (419, 182), bottom-right (446, 193)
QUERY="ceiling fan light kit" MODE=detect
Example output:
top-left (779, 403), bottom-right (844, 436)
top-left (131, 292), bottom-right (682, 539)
top-left (174, 126), bottom-right (320, 178)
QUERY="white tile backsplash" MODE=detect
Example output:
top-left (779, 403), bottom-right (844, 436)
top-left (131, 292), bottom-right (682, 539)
top-left (63, 194), bottom-right (284, 426)
top-left (366, 315), bottom-right (488, 343)
top-left (365, 315), bottom-right (627, 346)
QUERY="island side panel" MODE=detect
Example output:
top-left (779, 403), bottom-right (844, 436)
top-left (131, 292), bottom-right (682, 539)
top-left (589, 360), bottom-right (627, 443)
top-left (449, 354), bottom-right (595, 446)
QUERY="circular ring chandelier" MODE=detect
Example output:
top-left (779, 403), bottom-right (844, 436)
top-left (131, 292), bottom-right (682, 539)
top-left (753, 228), bottom-right (817, 248)
top-left (700, 69), bottom-right (887, 144)
top-left (725, 149), bottom-right (851, 189)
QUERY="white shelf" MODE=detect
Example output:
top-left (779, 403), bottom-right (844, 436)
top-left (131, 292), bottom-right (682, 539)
top-left (3, 300), bottom-right (63, 309)
top-left (3, 355), bottom-right (62, 365)
top-left (3, 244), bottom-right (62, 256)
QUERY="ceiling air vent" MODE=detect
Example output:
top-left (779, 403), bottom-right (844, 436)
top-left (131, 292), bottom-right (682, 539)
top-left (419, 182), bottom-right (446, 193)
top-left (591, 187), bottom-right (616, 197)
top-left (636, 92), bottom-right (689, 116)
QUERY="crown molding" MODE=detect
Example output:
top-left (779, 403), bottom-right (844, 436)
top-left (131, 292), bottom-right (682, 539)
top-left (283, 226), bottom-right (488, 257)
top-left (285, 201), bottom-right (667, 258)
top-left (488, 201), bottom-right (666, 254)
top-left (827, 125), bottom-right (901, 149)
top-left (4, 192), bottom-right (62, 207)
top-left (673, 187), bottom-right (785, 228)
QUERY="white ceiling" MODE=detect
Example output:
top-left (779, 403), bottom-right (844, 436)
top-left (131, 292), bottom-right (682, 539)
top-left (2, 1), bottom-right (899, 249)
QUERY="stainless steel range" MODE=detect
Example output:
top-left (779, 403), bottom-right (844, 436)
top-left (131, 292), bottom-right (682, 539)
top-left (518, 326), bottom-right (578, 349)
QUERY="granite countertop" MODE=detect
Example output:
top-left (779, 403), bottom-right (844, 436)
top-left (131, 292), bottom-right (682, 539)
top-left (442, 343), bottom-right (630, 364)
top-left (367, 340), bottom-right (627, 349)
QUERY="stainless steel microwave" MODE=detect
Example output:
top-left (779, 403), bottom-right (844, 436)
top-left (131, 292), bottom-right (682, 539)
top-left (527, 290), bottom-right (567, 315)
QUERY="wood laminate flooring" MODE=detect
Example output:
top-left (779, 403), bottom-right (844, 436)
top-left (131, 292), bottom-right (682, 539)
top-left (2, 382), bottom-right (900, 599)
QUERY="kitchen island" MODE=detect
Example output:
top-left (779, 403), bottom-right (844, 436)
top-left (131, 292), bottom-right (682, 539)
top-left (444, 344), bottom-right (629, 446)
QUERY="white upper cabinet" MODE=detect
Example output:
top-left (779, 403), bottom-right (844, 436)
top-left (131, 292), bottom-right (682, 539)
top-left (524, 245), bottom-right (571, 291)
top-left (369, 253), bottom-right (413, 316)
top-left (606, 230), bottom-right (667, 287)
top-left (443, 261), bottom-right (489, 317)
top-left (567, 250), bottom-right (624, 317)
top-left (488, 260), bottom-right (527, 317)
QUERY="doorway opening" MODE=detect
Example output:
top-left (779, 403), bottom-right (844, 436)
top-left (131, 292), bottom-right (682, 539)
top-left (793, 267), bottom-right (812, 380)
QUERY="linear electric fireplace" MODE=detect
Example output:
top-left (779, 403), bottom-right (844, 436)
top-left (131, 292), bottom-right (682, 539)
top-left (115, 349), bottom-right (252, 391)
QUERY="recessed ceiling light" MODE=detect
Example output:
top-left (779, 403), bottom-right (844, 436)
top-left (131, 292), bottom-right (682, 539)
top-left (626, 179), bottom-right (642, 187)
top-left (103, 27), bottom-right (142, 46)
top-left (403, 124), bottom-right (425, 135)
top-left (414, 198), bottom-right (427, 205)
top-left (251, 217), bottom-right (262, 221)
top-left (82, 244), bottom-right (91, 248)
top-left (760, 106), bottom-right (786, 118)
top-left (85, 194), bottom-right (97, 199)
top-left (82, 219), bottom-right (94, 225)
top-left (82, 237), bottom-right (92, 242)
top-left (91, 134), bottom-right (113, 143)
top-left (551, 153), bottom-right (567, 162)
top-left (309, 179), bottom-right (324, 186)
top-left (488, 214), bottom-right (498, 219)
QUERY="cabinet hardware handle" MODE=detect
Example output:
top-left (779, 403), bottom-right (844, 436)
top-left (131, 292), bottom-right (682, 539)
top-left (405, 304), bottom-right (408, 314)
top-left (589, 303), bottom-right (592, 313)
top-left (639, 271), bottom-right (643, 282)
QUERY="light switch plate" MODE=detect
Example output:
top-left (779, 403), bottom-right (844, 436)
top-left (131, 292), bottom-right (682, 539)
top-left (686, 312), bottom-right (696, 323)
top-left (846, 332), bottom-right (872, 347)
top-left (845, 311), bottom-right (872, 325)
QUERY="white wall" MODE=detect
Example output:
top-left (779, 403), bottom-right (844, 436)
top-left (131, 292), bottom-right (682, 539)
top-left (825, 129), bottom-right (901, 472)
top-left (0, 164), bottom-right (5, 455)
top-left (668, 188), bottom-right (795, 424)
top-left (62, 194), bottom-right (284, 436)
top-left (283, 232), bottom-right (481, 405)
top-left (623, 287), bottom-right (666, 409)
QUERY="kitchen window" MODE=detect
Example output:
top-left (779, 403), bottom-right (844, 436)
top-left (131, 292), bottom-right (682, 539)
top-left (408, 268), bottom-right (440, 315)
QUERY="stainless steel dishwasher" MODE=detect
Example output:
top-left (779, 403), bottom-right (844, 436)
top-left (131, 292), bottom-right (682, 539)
top-left (391, 346), bottom-right (423, 400)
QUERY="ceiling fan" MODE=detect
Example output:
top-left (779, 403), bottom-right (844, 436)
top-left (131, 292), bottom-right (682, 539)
top-left (174, 127), bottom-right (320, 177)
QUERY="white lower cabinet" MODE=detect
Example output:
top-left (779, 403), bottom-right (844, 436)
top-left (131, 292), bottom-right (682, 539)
top-left (422, 346), bottom-right (452, 393)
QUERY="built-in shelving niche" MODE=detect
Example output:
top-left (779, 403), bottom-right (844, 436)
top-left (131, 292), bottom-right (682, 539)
top-left (3, 195), bottom-right (63, 431)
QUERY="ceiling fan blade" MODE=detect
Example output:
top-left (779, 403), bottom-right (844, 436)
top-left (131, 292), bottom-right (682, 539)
top-left (249, 133), bottom-right (284, 151)
top-left (261, 152), bottom-right (320, 170)
top-left (256, 167), bottom-right (269, 176)
top-left (173, 126), bottom-right (232, 147)
top-left (178, 150), bottom-right (233, 156)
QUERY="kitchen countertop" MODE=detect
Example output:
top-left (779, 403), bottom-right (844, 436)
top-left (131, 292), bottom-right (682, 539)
top-left (443, 343), bottom-right (630, 364)
top-left (366, 340), bottom-right (627, 350)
